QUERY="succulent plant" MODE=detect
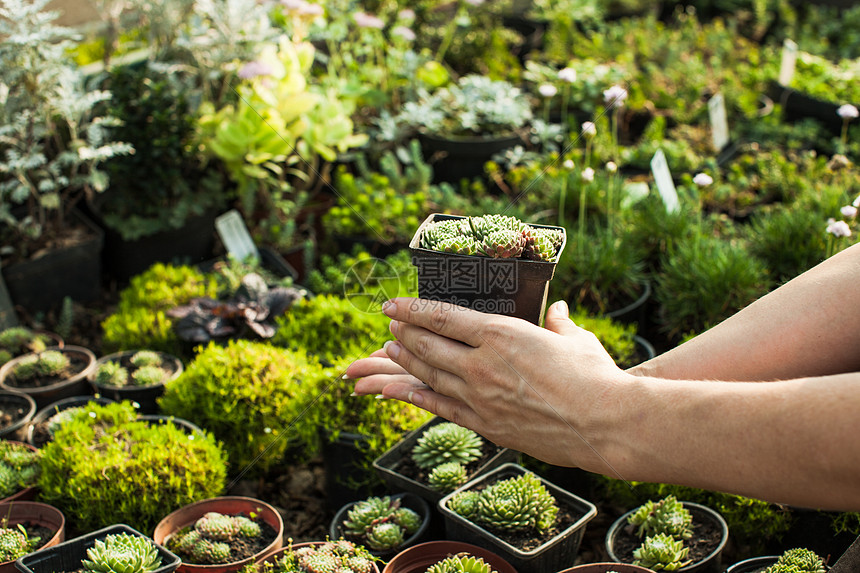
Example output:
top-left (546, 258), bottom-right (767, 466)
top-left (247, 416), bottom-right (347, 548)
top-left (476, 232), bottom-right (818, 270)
top-left (168, 512), bottom-right (264, 564)
top-left (411, 422), bottom-right (483, 470)
top-left (0, 524), bottom-right (39, 562)
top-left (627, 495), bottom-right (693, 540)
top-left (364, 522), bottom-right (404, 551)
top-left (631, 533), bottom-right (692, 571)
top-left (129, 351), bottom-right (162, 368)
top-left (447, 490), bottom-right (480, 520)
top-left (191, 538), bottom-right (232, 564)
top-left (763, 548), bottom-right (826, 573)
top-left (195, 512), bottom-right (240, 541)
top-left (11, 350), bottom-right (70, 381)
top-left (260, 539), bottom-right (376, 573)
top-left (0, 441), bottom-right (40, 498)
top-left (45, 406), bottom-right (85, 436)
top-left (425, 553), bottom-right (498, 573)
top-left (0, 327), bottom-right (50, 359)
top-left (95, 362), bottom-right (130, 387)
top-left (391, 507), bottom-right (422, 534)
top-left (420, 215), bottom-right (563, 262)
top-left (130, 365), bottom-right (168, 386)
top-left (342, 496), bottom-right (421, 552)
top-left (474, 472), bottom-right (559, 534)
top-left (81, 532), bottom-right (163, 573)
top-left (428, 461), bottom-right (468, 493)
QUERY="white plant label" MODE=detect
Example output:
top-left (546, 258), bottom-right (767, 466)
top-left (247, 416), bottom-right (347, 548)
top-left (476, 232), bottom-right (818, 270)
top-left (215, 209), bottom-right (259, 262)
top-left (779, 39), bottom-right (798, 86)
top-left (651, 149), bottom-right (680, 214)
top-left (708, 93), bottom-right (730, 152)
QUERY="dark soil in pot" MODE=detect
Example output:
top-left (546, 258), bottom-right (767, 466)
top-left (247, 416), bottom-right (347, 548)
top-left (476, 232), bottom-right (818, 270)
top-left (610, 506), bottom-right (724, 565)
top-left (389, 440), bottom-right (509, 491)
top-left (166, 515), bottom-right (278, 565)
top-left (3, 353), bottom-right (91, 389)
top-left (0, 393), bottom-right (35, 437)
top-left (16, 522), bottom-right (56, 552)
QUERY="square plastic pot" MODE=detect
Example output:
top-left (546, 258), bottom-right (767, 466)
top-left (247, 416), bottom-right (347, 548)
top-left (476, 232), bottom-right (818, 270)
top-left (373, 416), bottom-right (521, 506)
top-left (15, 523), bottom-right (180, 573)
top-left (438, 462), bottom-right (597, 573)
top-left (408, 214), bottom-right (566, 326)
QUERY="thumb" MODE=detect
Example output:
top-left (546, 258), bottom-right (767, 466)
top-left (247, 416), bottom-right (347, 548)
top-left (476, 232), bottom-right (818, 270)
top-left (544, 300), bottom-right (579, 336)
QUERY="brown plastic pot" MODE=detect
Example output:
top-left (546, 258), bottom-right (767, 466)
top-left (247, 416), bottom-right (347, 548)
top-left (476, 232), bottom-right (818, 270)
top-left (382, 540), bottom-right (518, 573)
top-left (0, 346), bottom-right (96, 409)
top-left (152, 496), bottom-right (284, 573)
top-left (0, 501), bottom-right (65, 573)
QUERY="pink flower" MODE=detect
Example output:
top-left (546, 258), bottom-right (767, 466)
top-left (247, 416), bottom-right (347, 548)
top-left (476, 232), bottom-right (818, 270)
top-left (693, 173), bottom-right (714, 187)
top-left (826, 218), bottom-right (852, 238)
top-left (841, 205), bottom-right (858, 218)
top-left (238, 60), bottom-right (274, 79)
top-left (538, 84), bottom-right (558, 98)
top-left (558, 67), bottom-right (576, 83)
top-left (837, 104), bottom-right (859, 120)
top-left (354, 12), bottom-right (384, 29)
top-left (603, 85), bottom-right (628, 109)
top-left (581, 167), bottom-right (595, 182)
top-left (397, 8), bottom-right (415, 21)
top-left (392, 25), bottom-right (416, 41)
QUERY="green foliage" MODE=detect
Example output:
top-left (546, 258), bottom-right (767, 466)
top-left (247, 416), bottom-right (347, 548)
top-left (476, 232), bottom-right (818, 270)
top-left (81, 532), bottom-right (163, 573)
top-left (425, 554), bottom-right (498, 573)
top-left (271, 295), bottom-right (393, 362)
top-left (94, 362), bottom-right (130, 387)
top-left (632, 533), bottom-right (691, 571)
top-left (411, 422), bottom-right (483, 470)
top-left (131, 365), bottom-right (168, 386)
top-left (10, 350), bottom-right (70, 381)
top-left (655, 234), bottom-right (771, 341)
top-left (627, 495), bottom-right (693, 540)
top-left (168, 512), bottom-right (264, 565)
top-left (101, 263), bottom-right (218, 356)
top-left (449, 471), bottom-right (558, 535)
top-left (0, 524), bottom-right (39, 562)
top-left (253, 539), bottom-right (376, 573)
top-left (157, 339), bottom-right (333, 475)
top-left (130, 351), bottom-right (162, 368)
top-left (569, 308), bottom-right (637, 368)
top-left (342, 496), bottom-right (421, 551)
top-left (0, 328), bottom-right (52, 363)
top-left (306, 247), bottom-right (416, 302)
top-left (38, 401), bottom-right (227, 533)
top-left (763, 548), bottom-right (826, 573)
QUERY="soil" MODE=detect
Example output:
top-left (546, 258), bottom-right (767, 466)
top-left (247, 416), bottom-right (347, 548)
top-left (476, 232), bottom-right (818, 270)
top-left (3, 353), bottom-right (90, 389)
top-left (610, 507), bottom-right (725, 567)
top-left (391, 441), bottom-right (508, 488)
top-left (167, 515), bottom-right (278, 565)
top-left (0, 395), bottom-right (30, 430)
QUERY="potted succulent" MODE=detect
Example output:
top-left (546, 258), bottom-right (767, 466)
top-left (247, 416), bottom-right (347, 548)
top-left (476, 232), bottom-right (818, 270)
top-left (373, 417), bottom-right (520, 506)
top-left (438, 463), bottom-right (597, 573)
top-left (89, 350), bottom-right (184, 415)
top-left (605, 495), bottom-right (729, 573)
top-left (329, 494), bottom-right (430, 560)
top-left (0, 441), bottom-right (40, 504)
top-left (25, 395), bottom-right (115, 449)
top-left (0, 0), bottom-right (131, 314)
top-left (409, 213), bottom-right (567, 325)
top-left (0, 329), bottom-right (62, 368)
top-left (0, 500), bottom-right (66, 573)
top-left (396, 75), bottom-right (533, 184)
top-left (0, 346), bottom-right (96, 409)
top-left (37, 401), bottom-right (227, 534)
top-left (382, 541), bottom-right (518, 573)
top-left (556, 565), bottom-right (657, 573)
top-left (153, 496), bottom-right (284, 573)
top-left (248, 538), bottom-right (380, 573)
top-left (724, 547), bottom-right (827, 573)
top-left (15, 523), bottom-right (181, 573)
top-left (0, 390), bottom-right (36, 442)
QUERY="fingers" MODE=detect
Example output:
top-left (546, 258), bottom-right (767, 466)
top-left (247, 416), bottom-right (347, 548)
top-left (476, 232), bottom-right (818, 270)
top-left (388, 319), bottom-right (473, 379)
top-left (353, 374), bottom-right (426, 396)
top-left (382, 298), bottom-right (491, 348)
top-left (382, 338), bottom-right (467, 399)
top-left (379, 380), bottom-right (482, 430)
top-left (346, 355), bottom-right (408, 379)
top-left (543, 300), bottom-right (579, 337)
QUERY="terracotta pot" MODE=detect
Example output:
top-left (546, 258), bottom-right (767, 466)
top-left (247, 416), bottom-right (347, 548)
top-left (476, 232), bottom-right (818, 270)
top-left (0, 442), bottom-right (39, 504)
top-left (0, 501), bottom-right (66, 573)
top-left (0, 390), bottom-right (36, 442)
top-left (382, 540), bottom-right (518, 573)
top-left (557, 564), bottom-right (657, 573)
top-left (0, 346), bottom-right (96, 409)
top-left (89, 350), bottom-right (184, 415)
top-left (152, 496), bottom-right (284, 573)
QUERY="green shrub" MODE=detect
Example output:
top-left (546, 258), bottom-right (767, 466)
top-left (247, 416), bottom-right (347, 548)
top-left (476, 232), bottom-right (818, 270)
top-left (38, 402), bottom-right (227, 533)
top-left (569, 308), bottom-right (637, 368)
top-left (0, 441), bottom-right (40, 499)
top-left (101, 264), bottom-right (218, 356)
top-left (158, 340), bottom-right (334, 476)
top-left (271, 295), bottom-right (393, 363)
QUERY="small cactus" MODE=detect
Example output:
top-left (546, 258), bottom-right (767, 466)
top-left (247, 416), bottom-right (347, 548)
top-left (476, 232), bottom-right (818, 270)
top-left (427, 461), bottom-right (468, 493)
top-left (94, 362), bottom-right (130, 387)
top-left (632, 533), bottom-right (692, 571)
top-left (411, 422), bottom-right (483, 470)
top-left (81, 532), bottom-right (163, 573)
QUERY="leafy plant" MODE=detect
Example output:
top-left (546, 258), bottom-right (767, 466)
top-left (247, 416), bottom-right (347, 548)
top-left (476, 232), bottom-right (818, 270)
top-left (38, 401), bottom-right (227, 532)
top-left (0, 441), bottom-right (39, 499)
top-left (82, 532), bottom-right (163, 573)
top-left (167, 512), bottom-right (265, 565)
top-left (341, 496), bottom-right (422, 551)
top-left (763, 547), bottom-right (826, 573)
top-left (158, 339), bottom-right (334, 476)
top-left (632, 533), bottom-right (691, 571)
top-left (0, 524), bottom-right (39, 562)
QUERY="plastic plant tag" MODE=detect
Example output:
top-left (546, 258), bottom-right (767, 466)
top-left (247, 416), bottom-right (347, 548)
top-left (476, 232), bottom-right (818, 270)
top-left (215, 210), bottom-right (259, 263)
top-left (650, 149), bottom-right (679, 214)
top-left (708, 93), bottom-right (730, 152)
top-left (779, 39), bottom-right (798, 87)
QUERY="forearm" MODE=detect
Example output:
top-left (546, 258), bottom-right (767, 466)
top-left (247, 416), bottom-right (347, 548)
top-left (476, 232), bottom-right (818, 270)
top-left (629, 243), bottom-right (860, 381)
top-left (592, 371), bottom-right (860, 510)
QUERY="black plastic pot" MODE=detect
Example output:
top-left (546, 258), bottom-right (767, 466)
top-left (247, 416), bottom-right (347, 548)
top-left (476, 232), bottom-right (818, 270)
top-left (0, 390), bottom-right (36, 442)
top-left (417, 132), bottom-right (523, 185)
top-left (373, 416), bottom-right (520, 507)
top-left (329, 492), bottom-right (432, 562)
top-left (724, 556), bottom-right (778, 573)
top-left (409, 214), bottom-right (567, 326)
top-left (138, 414), bottom-right (204, 436)
top-left (605, 501), bottom-right (729, 573)
top-left (25, 395), bottom-right (115, 448)
top-left (322, 429), bottom-right (387, 511)
top-left (768, 80), bottom-right (847, 135)
top-left (88, 350), bottom-right (184, 415)
top-left (0, 346), bottom-right (97, 410)
top-left (438, 462), bottom-right (598, 573)
top-left (2, 209), bottom-right (104, 314)
top-left (14, 523), bottom-right (181, 573)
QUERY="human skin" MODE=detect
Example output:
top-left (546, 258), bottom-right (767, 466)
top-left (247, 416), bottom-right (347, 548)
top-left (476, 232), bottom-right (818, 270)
top-left (347, 242), bottom-right (860, 510)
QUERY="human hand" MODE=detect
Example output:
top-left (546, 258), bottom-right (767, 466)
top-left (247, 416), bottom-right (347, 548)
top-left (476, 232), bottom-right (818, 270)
top-left (347, 298), bottom-right (632, 470)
